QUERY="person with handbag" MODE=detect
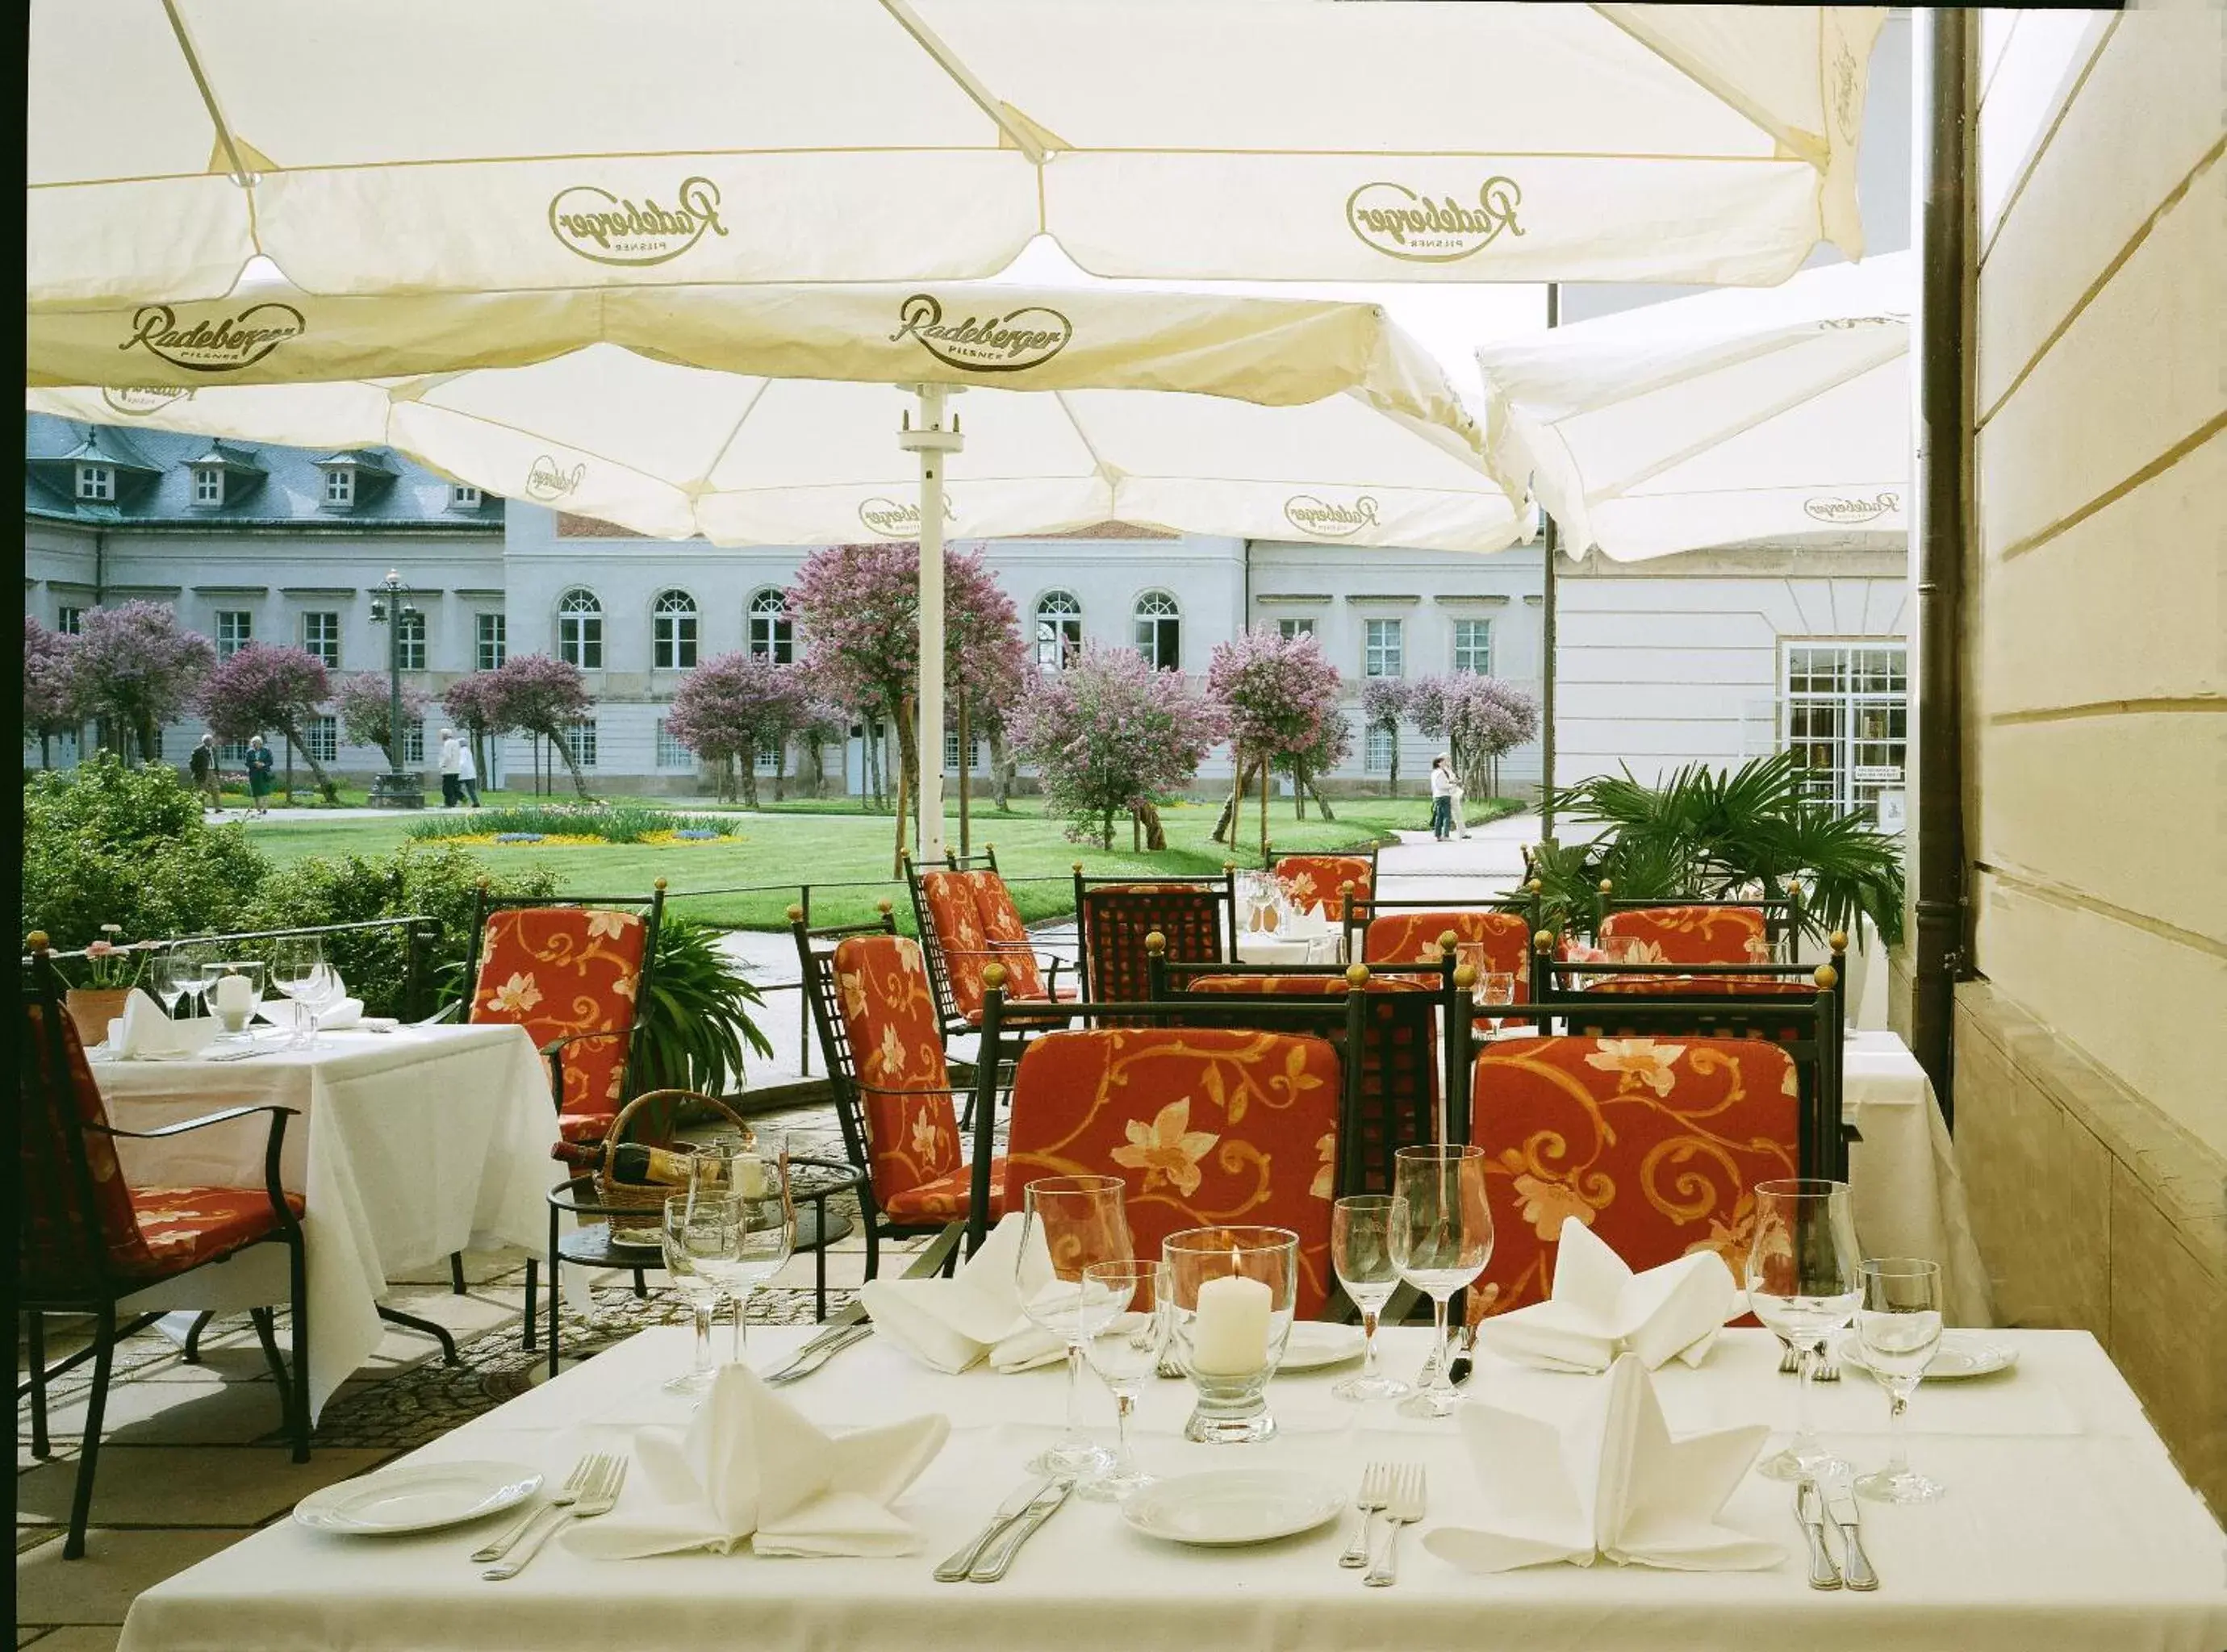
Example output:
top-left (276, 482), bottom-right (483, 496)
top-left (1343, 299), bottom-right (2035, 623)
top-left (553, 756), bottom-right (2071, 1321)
top-left (244, 735), bottom-right (276, 816)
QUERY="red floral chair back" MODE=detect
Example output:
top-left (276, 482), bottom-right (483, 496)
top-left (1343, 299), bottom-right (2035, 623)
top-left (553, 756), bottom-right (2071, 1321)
top-left (1004, 1027), bottom-right (1343, 1318)
top-left (1466, 1034), bottom-right (1797, 1319)
top-left (1598, 905), bottom-right (1772, 967)
top-left (1364, 910), bottom-right (1531, 1001)
top-left (829, 935), bottom-right (969, 1216)
top-left (20, 1003), bottom-right (158, 1287)
top-left (916, 870), bottom-right (992, 1023)
top-left (471, 906), bottom-right (646, 1140)
top-left (1273, 855), bottom-right (1373, 920)
top-left (966, 871), bottom-right (1047, 999)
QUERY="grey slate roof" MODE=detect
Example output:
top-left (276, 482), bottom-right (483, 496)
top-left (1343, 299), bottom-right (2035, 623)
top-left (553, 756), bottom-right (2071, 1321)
top-left (23, 414), bottom-right (503, 530)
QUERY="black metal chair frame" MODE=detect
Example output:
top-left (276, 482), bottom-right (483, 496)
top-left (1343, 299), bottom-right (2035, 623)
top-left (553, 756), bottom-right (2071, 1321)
top-left (901, 848), bottom-right (1072, 1042)
top-left (19, 957), bottom-right (310, 1560)
top-left (1070, 866), bottom-right (1238, 1001)
top-left (1534, 932), bottom-right (1849, 1043)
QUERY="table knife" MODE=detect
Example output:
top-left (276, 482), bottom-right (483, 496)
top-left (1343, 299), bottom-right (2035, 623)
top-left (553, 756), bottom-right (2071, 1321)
top-left (934, 1476), bottom-right (1051, 1582)
top-left (1824, 1482), bottom-right (1878, 1591)
top-left (969, 1478), bottom-right (1074, 1582)
top-left (765, 1322), bottom-right (872, 1386)
top-left (1448, 1321), bottom-right (1481, 1387)
top-left (1795, 1478), bottom-right (1842, 1590)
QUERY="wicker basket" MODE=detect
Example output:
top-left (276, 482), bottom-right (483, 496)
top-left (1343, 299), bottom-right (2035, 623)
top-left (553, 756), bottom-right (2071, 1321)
top-left (592, 1088), bottom-right (756, 1216)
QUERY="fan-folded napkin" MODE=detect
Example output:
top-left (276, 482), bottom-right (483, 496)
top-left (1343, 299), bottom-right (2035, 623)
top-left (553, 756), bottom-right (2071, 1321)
top-left (858, 1212), bottom-right (1066, 1375)
top-left (257, 981), bottom-right (364, 1031)
top-left (1423, 1354), bottom-right (1782, 1574)
top-left (105, 991), bottom-right (216, 1059)
top-left (567, 1363), bottom-right (949, 1559)
top-left (1479, 1217), bottom-right (1740, 1372)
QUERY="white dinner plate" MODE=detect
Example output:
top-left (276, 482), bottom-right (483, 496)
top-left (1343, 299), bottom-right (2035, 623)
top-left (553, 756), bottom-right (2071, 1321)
top-left (1122, 1471), bottom-right (1346, 1546)
top-left (1277, 1322), bottom-right (1366, 1370)
top-left (293, 1460), bottom-right (543, 1536)
top-left (1835, 1330), bottom-right (2018, 1381)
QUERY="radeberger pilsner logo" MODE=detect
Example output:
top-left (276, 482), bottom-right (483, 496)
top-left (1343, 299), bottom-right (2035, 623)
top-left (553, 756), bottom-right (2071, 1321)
top-left (1803, 491), bottom-right (1900, 526)
top-left (525, 456), bottom-right (586, 501)
top-left (548, 177), bottom-right (727, 265)
top-left (1346, 178), bottom-right (1523, 263)
top-left (1285, 494), bottom-right (1381, 537)
top-left (119, 302), bottom-right (305, 373)
top-left (858, 494), bottom-right (956, 536)
top-left (890, 294), bottom-right (1071, 373)
top-left (100, 386), bottom-right (194, 416)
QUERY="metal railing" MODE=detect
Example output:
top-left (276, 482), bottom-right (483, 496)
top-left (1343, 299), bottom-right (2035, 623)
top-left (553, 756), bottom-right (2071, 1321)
top-left (23, 916), bottom-right (445, 1022)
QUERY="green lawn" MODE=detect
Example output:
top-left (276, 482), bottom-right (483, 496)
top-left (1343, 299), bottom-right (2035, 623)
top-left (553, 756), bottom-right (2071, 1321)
top-left (242, 793), bottom-right (1527, 932)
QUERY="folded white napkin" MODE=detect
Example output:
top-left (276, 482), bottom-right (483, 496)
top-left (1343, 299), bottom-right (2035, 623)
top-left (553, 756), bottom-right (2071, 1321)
top-left (568, 1364), bottom-right (949, 1560)
top-left (1479, 1218), bottom-right (1740, 1374)
top-left (1423, 1354), bottom-right (1782, 1574)
top-left (857, 1212), bottom-right (1067, 1375)
top-left (105, 991), bottom-right (217, 1060)
top-left (257, 995), bottom-right (364, 1031)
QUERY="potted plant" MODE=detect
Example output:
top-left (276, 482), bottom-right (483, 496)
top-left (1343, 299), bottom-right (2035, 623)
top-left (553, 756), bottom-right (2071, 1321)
top-left (66, 924), bottom-right (152, 1044)
top-left (624, 916), bottom-right (775, 1140)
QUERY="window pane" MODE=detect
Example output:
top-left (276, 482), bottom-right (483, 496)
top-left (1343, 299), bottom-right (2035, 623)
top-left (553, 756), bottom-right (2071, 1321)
top-left (1364, 618), bottom-right (1404, 678)
top-left (1276, 617), bottom-right (1316, 640)
top-left (396, 611), bottom-right (425, 670)
top-left (563, 720), bottom-right (598, 767)
top-left (475, 612), bottom-right (507, 670)
top-left (302, 612), bottom-right (340, 668)
top-left (216, 611), bottom-right (252, 660)
top-left (1452, 618), bottom-right (1490, 675)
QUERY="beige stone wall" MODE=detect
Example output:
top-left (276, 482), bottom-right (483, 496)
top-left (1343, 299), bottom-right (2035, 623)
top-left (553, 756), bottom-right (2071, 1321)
top-left (1958, 10), bottom-right (2227, 1516)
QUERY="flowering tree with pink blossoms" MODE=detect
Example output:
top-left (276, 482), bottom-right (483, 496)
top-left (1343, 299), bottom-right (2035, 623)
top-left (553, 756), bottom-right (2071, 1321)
top-left (1206, 627), bottom-right (1345, 857)
top-left (665, 652), bottom-right (810, 806)
top-left (69, 601), bottom-right (215, 762)
top-left (333, 674), bottom-right (432, 771)
top-left (441, 673), bottom-right (515, 787)
top-left (1360, 676), bottom-right (1413, 798)
top-left (482, 654), bottom-right (594, 796)
top-left (1410, 674), bottom-right (1539, 799)
top-left (23, 618), bottom-right (80, 768)
top-left (197, 643), bottom-right (336, 800)
top-left (1012, 643), bottom-right (1227, 849)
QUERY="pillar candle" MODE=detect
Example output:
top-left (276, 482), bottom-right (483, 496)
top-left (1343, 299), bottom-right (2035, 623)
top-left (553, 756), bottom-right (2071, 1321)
top-left (213, 973), bottom-right (255, 1015)
top-left (734, 1153), bottom-right (771, 1199)
top-left (1190, 1272), bottom-right (1272, 1375)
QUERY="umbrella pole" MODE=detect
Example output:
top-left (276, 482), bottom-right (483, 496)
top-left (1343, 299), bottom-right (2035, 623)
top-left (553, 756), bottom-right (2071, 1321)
top-left (900, 384), bottom-right (963, 865)
top-left (1539, 282), bottom-right (1561, 846)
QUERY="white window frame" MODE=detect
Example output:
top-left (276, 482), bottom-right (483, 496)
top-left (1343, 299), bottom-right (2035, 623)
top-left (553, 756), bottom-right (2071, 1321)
top-left (1035, 590), bottom-right (1084, 672)
top-left (1452, 618), bottom-right (1491, 675)
top-left (653, 589), bottom-right (699, 670)
top-left (1364, 727), bottom-right (1394, 774)
top-left (557, 588), bottom-right (603, 669)
top-left (56, 607), bottom-right (83, 636)
top-left (215, 610), bottom-right (253, 660)
top-left (191, 466), bottom-right (225, 507)
top-left (754, 745), bottom-right (780, 776)
top-left (1133, 590), bottom-right (1181, 670)
top-left (403, 723), bottom-right (426, 765)
top-left (1779, 640), bottom-right (1909, 825)
top-left (942, 729), bottom-right (984, 774)
top-left (322, 466), bottom-right (356, 507)
top-left (75, 464), bottom-right (115, 502)
top-left (475, 612), bottom-right (507, 671)
top-left (654, 719), bottom-right (694, 769)
top-left (1276, 617), bottom-right (1317, 640)
top-left (303, 714), bottom-right (338, 764)
top-left (449, 484), bottom-right (483, 510)
top-left (747, 589), bottom-right (793, 664)
top-left (1364, 617), bottom-right (1404, 678)
top-left (301, 611), bottom-right (341, 668)
top-left (395, 609), bottom-right (427, 671)
top-left (562, 720), bottom-right (599, 768)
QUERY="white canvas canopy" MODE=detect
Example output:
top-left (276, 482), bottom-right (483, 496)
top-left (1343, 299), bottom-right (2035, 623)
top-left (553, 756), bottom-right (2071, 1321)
top-left (1473, 250), bottom-right (1912, 561)
top-left (27, 1), bottom-right (1882, 306)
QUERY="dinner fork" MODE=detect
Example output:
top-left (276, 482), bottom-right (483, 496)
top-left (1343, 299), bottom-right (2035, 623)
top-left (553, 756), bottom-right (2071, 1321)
top-left (1338, 1464), bottom-right (1390, 1569)
top-left (481, 1456), bottom-right (627, 1581)
top-left (471, 1453), bottom-right (615, 1562)
top-left (1776, 1336), bottom-right (1839, 1381)
top-left (1364, 1465), bottom-right (1425, 1588)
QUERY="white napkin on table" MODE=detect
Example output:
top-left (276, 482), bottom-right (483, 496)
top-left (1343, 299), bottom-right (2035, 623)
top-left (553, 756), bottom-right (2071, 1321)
top-left (567, 1363), bottom-right (949, 1560)
top-left (257, 989), bottom-right (365, 1031)
top-left (1424, 1354), bottom-right (1782, 1574)
top-left (857, 1212), bottom-right (1067, 1375)
top-left (1479, 1218), bottom-right (1740, 1374)
top-left (104, 990), bottom-right (217, 1060)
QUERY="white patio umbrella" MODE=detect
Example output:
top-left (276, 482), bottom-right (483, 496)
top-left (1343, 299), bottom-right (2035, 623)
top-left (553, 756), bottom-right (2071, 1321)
top-left (30, 277), bottom-right (1517, 857)
top-left (28, 1), bottom-right (1884, 306)
top-left (1473, 250), bottom-right (1913, 561)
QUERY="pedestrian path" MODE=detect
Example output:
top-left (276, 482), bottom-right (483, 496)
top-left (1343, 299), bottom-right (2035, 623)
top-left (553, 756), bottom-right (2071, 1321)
top-left (1373, 807), bottom-right (1536, 899)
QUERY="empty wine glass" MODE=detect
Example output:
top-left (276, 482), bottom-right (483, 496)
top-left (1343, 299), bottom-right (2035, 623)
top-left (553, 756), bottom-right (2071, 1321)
top-left (1854, 1258), bottom-right (1945, 1504)
top-left (1745, 1178), bottom-right (1863, 1480)
top-left (173, 942), bottom-right (215, 1019)
top-left (1331, 1195), bottom-right (1410, 1402)
top-left (270, 937), bottom-right (321, 1047)
top-left (1390, 1145), bottom-right (1494, 1419)
top-left (661, 1193), bottom-right (741, 1395)
top-left (1477, 970), bottom-right (1516, 1032)
top-left (148, 949), bottom-right (189, 1020)
top-left (1016, 1174), bottom-right (1130, 1479)
top-left (691, 1130), bottom-right (793, 1366)
top-left (1076, 1260), bottom-right (1169, 1501)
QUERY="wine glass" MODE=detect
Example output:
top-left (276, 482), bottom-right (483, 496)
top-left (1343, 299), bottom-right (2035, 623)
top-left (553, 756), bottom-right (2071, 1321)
top-left (661, 1193), bottom-right (741, 1394)
top-left (1745, 1178), bottom-right (1863, 1480)
top-left (1477, 971), bottom-right (1516, 1033)
top-left (295, 961), bottom-right (344, 1049)
top-left (1854, 1258), bottom-right (1945, 1504)
top-left (1076, 1260), bottom-right (1169, 1501)
top-left (1015, 1174), bottom-right (1130, 1479)
top-left (270, 937), bottom-right (321, 1047)
top-left (1390, 1145), bottom-right (1494, 1419)
top-left (691, 1130), bottom-right (794, 1366)
top-left (173, 941), bottom-right (215, 1019)
top-left (1331, 1195), bottom-right (1410, 1402)
top-left (148, 949), bottom-right (189, 1020)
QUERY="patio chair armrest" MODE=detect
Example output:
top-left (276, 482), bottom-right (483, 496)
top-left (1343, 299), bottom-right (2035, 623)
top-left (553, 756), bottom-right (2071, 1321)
top-left (537, 1027), bottom-right (632, 1058)
top-left (90, 1103), bottom-right (299, 1141)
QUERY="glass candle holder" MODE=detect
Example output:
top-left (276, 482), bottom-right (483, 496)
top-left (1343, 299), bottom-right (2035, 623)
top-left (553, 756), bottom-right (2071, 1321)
top-left (205, 961), bottom-right (266, 1038)
top-left (1163, 1225), bottom-right (1299, 1445)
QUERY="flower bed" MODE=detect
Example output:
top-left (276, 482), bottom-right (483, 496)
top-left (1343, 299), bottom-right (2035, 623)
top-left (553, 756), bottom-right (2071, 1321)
top-left (407, 804), bottom-right (737, 846)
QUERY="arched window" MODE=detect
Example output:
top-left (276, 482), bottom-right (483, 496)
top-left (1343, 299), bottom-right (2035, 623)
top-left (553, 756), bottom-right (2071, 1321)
top-left (557, 587), bottom-right (603, 669)
top-left (1035, 590), bottom-right (1083, 672)
top-left (1133, 590), bottom-right (1181, 670)
top-left (748, 588), bottom-right (793, 665)
top-left (653, 588), bottom-right (698, 670)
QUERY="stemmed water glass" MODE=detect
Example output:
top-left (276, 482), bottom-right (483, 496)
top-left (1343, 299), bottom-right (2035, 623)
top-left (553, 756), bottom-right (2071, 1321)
top-left (1076, 1260), bottom-right (1169, 1501)
top-left (1745, 1178), bottom-right (1863, 1480)
top-left (270, 937), bottom-right (322, 1047)
top-left (661, 1192), bottom-right (742, 1394)
top-left (687, 1130), bottom-right (795, 1366)
top-left (1854, 1258), bottom-right (1945, 1503)
top-left (1389, 1145), bottom-right (1494, 1418)
top-left (173, 942), bottom-right (215, 1020)
top-left (1016, 1174), bottom-right (1130, 1479)
top-left (1331, 1195), bottom-right (1410, 1402)
top-left (148, 949), bottom-right (190, 1020)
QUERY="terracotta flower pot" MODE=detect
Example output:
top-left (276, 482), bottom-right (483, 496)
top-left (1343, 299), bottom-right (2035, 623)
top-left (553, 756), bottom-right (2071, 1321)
top-left (65, 987), bottom-right (132, 1047)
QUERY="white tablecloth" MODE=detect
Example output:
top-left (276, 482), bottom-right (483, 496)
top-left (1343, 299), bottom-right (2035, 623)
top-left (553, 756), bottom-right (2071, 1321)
top-left (1233, 927), bottom-right (1341, 966)
top-left (119, 1325), bottom-right (2227, 1652)
top-left (94, 1024), bottom-right (558, 1418)
top-left (1843, 1030), bottom-right (1994, 1328)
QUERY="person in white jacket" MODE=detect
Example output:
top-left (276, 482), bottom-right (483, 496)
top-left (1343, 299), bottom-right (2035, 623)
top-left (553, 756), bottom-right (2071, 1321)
top-left (1429, 754), bottom-right (1456, 841)
top-left (437, 729), bottom-right (462, 807)
top-left (456, 736), bottom-right (480, 808)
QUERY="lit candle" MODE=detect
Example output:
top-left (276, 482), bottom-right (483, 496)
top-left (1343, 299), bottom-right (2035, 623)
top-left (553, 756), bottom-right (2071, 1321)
top-left (734, 1153), bottom-right (771, 1199)
top-left (1190, 1269), bottom-right (1272, 1375)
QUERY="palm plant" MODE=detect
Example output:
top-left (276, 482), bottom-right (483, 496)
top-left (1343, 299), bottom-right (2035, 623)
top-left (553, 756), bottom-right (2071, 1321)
top-left (631, 915), bottom-right (775, 1101)
top-left (1537, 751), bottom-right (1904, 945)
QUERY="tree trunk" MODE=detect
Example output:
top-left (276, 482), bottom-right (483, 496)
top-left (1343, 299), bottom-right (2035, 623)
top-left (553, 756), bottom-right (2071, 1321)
top-left (1308, 780), bottom-right (1337, 821)
top-left (890, 726), bottom-right (909, 878)
top-left (1293, 766), bottom-right (1306, 820)
top-left (955, 690), bottom-right (971, 857)
top-left (1136, 800), bottom-right (1167, 851)
top-left (741, 748), bottom-right (761, 808)
top-left (866, 718), bottom-right (884, 809)
top-left (988, 725), bottom-right (1015, 811)
top-left (1259, 757), bottom-right (1271, 864)
top-left (1212, 751), bottom-right (1255, 845)
top-left (281, 721), bottom-right (338, 803)
top-left (772, 740), bottom-right (786, 802)
top-left (890, 695), bottom-right (921, 850)
top-left (40, 733), bottom-right (51, 769)
top-left (1389, 732), bottom-right (1400, 799)
top-left (542, 723), bottom-right (591, 797)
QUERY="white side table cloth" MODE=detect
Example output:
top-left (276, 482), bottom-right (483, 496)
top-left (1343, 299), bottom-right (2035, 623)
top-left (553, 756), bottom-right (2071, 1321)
top-left (1843, 1030), bottom-right (1995, 1326)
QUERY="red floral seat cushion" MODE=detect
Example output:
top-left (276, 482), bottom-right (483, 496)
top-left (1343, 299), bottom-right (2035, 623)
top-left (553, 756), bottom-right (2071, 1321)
top-left (921, 870), bottom-right (1068, 1024)
top-left (1004, 1028), bottom-right (1343, 1317)
top-left (1468, 1035), bottom-right (1797, 1319)
top-left (23, 1005), bottom-right (159, 1283)
top-left (1599, 905), bottom-right (1772, 967)
top-left (1363, 910), bottom-right (1531, 1001)
top-left (471, 907), bottom-right (646, 1136)
top-left (1273, 856), bottom-right (1373, 920)
top-left (884, 1158), bottom-right (1011, 1224)
top-left (966, 872), bottom-right (1049, 999)
top-left (129, 1186), bottom-right (304, 1274)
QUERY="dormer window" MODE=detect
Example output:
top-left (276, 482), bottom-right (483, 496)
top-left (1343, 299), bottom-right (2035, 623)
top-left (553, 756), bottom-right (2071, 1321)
top-left (324, 465), bottom-right (356, 507)
top-left (450, 484), bottom-right (482, 510)
top-left (76, 464), bottom-right (115, 502)
top-left (192, 465), bottom-right (226, 507)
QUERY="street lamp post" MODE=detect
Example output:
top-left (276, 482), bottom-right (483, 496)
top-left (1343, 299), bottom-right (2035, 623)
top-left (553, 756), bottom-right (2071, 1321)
top-left (367, 569), bottom-right (424, 809)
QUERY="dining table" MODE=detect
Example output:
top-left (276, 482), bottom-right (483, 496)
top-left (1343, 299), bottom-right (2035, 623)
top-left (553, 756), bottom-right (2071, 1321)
top-left (93, 1022), bottom-right (559, 1419)
top-left (117, 1322), bottom-right (2227, 1652)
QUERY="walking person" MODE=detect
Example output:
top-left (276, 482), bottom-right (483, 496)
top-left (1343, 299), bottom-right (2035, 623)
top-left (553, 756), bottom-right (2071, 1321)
top-left (457, 735), bottom-right (481, 808)
top-left (244, 735), bottom-right (276, 816)
top-left (1451, 766), bottom-right (1471, 840)
top-left (189, 732), bottom-right (223, 815)
top-left (1428, 753), bottom-right (1456, 842)
top-left (437, 728), bottom-right (462, 807)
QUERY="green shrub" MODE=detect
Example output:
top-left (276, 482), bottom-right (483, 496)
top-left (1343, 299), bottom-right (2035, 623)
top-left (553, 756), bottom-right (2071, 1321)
top-left (249, 841), bottom-right (558, 1016)
top-left (22, 753), bottom-right (269, 949)
top-left (407, 803), bottom-right (733, 845)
